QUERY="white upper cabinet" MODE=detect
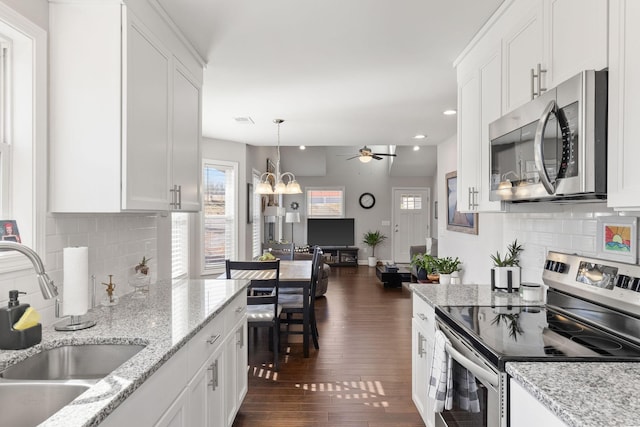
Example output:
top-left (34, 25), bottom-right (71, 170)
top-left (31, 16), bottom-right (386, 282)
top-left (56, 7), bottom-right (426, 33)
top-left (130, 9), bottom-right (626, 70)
top-left (608, 0), bottom-right (640, 209)
top-left (502, 0), bottom-right (544, 113)
top-left (49, 0), bottom-right (203, 213)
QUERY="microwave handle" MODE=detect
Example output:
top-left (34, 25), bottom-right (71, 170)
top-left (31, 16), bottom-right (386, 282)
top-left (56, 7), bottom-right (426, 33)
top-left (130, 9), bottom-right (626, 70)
top-left (534, 100), bottom-right (557, 195)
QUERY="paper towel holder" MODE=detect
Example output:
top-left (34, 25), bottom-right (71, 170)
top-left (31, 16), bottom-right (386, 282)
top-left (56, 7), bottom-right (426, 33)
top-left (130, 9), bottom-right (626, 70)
top-left (54, 275), bottom-right (97, 332)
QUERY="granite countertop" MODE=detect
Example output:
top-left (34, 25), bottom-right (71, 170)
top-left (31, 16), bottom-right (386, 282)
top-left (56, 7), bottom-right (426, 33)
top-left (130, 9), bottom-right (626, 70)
top-left (507, 362), bottom-right (640, 427)
top-left (410, 283), bottom-right (639, 427)
top-left (410, 282), bottom-right (528, 307)
top-left (0, 278), bottom-right (250, 427)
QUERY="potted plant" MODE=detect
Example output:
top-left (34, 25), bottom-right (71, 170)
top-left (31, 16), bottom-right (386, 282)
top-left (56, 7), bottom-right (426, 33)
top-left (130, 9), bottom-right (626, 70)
top-left (490, 239), bottom-right (524, 291)
top-left (435, 256), bottom-right (461, 285)
top-left (135, 256), bottom-right (151, 275)
top-left (410, 253), bottom-right (437, 282)
top-left (362, 230), bottom-right (387, 267)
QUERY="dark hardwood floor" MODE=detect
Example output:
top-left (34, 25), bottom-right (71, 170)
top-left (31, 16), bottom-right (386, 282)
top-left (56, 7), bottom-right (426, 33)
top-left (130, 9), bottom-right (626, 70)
top-left (233, 265), bottom-right (424, 427)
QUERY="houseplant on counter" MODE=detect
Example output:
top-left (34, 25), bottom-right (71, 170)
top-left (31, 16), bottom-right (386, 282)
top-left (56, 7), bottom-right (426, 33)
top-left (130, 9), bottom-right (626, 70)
top-left (434, 256), bottom-right (462, 285)
top-left (490, 239), bottom-right (524, 291)
top-left (410, 253), bottom-right (438, 282)
top-left (362, 230), bottom-right (387, 267)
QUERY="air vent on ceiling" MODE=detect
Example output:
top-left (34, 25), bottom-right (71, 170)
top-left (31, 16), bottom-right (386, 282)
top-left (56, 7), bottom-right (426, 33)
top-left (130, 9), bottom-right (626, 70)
top-left (233, 116), bottom-right (254, 124)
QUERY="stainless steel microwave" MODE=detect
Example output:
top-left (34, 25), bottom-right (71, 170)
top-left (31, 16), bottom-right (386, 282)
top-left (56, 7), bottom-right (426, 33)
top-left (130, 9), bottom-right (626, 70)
top-left (489, 70), bottom-right (607, 202)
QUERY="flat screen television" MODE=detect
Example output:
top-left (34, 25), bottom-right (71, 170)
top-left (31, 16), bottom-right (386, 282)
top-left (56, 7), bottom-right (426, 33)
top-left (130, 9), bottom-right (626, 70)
top-left (307, 218), bottom-right (355, 247)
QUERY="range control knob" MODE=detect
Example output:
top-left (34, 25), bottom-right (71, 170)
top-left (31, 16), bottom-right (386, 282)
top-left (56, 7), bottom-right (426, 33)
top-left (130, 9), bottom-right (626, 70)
top-left (616, 275), bottom-right (631, 289)
top-left (545, 260), bottom-right (553, 270)
top-left (554, 262), bottom-right (567, 273)
top-left (630, 277), bottom-right (640, 292)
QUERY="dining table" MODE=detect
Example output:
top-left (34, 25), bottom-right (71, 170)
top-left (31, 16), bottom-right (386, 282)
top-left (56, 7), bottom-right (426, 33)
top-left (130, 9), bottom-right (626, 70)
top-left (220, 260), bottom-right (313, 357)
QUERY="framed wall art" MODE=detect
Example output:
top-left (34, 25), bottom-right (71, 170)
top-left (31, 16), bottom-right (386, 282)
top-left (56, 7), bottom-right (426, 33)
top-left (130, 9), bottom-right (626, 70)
top-left (446, 171), bottom-right (478, 235)
top-left (596, 216), bottom-right (637, 263)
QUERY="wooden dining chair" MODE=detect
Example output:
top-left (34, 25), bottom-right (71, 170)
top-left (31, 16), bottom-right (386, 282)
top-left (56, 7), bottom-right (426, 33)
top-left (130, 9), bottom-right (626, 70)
top-left (278, 247), bottom-right (322, 350)
top-left (225, 259), bottom-right (282, 371)
top-left (262, 242), bottom-right (294, 260)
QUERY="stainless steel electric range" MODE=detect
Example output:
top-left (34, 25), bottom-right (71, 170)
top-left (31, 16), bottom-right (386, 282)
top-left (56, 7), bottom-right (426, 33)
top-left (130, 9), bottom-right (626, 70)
top-left (434, 251), bottom-right (640, 427)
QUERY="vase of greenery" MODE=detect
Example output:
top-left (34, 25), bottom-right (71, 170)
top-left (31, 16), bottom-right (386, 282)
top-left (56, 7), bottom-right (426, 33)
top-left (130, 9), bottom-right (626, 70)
top-left (362, 230), bottom-right (387, 267)
top-left (410, 253), bottom-right (437, 282)
top-left (490, 239), bottom-right (524, 290)
top-left (435, 256), bottom-right (462, 285)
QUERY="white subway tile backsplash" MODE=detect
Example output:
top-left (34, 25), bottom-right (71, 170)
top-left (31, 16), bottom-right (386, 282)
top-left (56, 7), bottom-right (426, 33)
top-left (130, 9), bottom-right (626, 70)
top-left (0, 213), bottom-right (158, 325)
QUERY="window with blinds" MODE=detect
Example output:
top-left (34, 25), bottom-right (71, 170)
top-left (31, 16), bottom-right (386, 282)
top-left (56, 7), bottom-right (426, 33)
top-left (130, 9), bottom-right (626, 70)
top-left (202, 161), bottom-right (237, 273)
top-left (400, 194), bottom-right (423, 210)
top-left (306, 187), bottom-right (345, 218)
top-left (171, 212), bottom-right (189, 279)
top-left (251, 171), bottom-right (262, 259)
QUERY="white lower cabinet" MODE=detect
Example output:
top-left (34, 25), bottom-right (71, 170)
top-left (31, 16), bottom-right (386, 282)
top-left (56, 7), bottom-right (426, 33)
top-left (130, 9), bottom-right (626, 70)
top-left (411, 295), bottom-right (435, 427)
top-left (510, 379), bottom-right (568, 427)
top-left (101, 296), bottom-right (247, 427)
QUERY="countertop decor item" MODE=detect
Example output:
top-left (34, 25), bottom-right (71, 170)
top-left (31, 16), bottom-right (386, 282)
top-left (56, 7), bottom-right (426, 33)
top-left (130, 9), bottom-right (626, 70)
top-left (410, 253), bottom-right (437, 281)
top-left (434, 256), bottom-right (461, 284)
top-left (101, 275), bottom-right (119, 306)
top-left (362, 230), bottom-right (387, 267)
top-left (491, 239), bottom-right (524, 291)
top-left (135, 256), bottom-right (151, 275)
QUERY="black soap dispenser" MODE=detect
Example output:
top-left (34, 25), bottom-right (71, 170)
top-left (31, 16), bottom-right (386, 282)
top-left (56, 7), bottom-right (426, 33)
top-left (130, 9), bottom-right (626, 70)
top-left (0, 290), bottom-right (42, 350)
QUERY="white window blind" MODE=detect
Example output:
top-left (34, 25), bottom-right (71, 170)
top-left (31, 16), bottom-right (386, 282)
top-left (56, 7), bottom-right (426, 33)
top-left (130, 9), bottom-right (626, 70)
top-left (171, 212), bottom-right (189, 279)
top-left (306, 188), bottom-right (345, 218)
top-left (251, 171), bottom-right (262, 259)
top-left (202, 161), bottom-right (237, 273)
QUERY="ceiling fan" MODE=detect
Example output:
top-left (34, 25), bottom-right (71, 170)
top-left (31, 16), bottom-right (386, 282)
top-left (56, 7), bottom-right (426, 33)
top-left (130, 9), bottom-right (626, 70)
top-left (346, 146), bottom-right (397, 163)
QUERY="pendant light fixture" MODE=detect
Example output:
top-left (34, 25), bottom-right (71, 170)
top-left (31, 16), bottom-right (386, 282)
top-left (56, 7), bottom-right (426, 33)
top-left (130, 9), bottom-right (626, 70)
top-left (255, 119), bottom-right (302, 195)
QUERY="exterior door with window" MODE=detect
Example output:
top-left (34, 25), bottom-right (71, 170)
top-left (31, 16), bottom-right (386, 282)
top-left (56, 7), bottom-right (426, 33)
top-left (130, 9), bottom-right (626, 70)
top-left (392, 188), bottom-right (430, 263)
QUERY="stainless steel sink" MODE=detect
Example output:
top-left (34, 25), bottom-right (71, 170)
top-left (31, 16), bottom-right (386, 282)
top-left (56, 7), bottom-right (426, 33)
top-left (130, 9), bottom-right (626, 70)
top-left (0, 381), bottom-right (91, 427)
top-left (0, 344), bottom-right (145, 380)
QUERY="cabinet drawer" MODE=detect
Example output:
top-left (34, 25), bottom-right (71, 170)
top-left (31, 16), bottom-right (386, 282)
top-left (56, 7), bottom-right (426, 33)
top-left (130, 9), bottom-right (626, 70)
top-left (187, 314), bottom-right (224, 379)
top-left (225, 292), bottom-right (247, 333)
top-left (412, 295), bottom-right (435, 330)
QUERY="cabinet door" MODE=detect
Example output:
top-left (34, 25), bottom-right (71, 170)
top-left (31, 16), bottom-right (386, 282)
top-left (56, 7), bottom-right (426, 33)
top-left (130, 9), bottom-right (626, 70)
top-left (457, 70), bottom-right (480, 213)
top-left (510, 379), bottom-right (568, 427)
top-left (155, 388), bottom-right (189, 427)
top-left (545, 0), bottom-right (608, 87)
top-left (225, 320), bottom-right (248, 426)
top-left (607, 0), bottom-right (640, 209)
top-left (412, 319), bottom-right (434, 427)
top-left (503, 1), bottom-right (544, 113)
top-left (123, 13), bottom-right (171, 210)
top-left (478, 49), bottom-right (504, 212)
top-left (188, 348), bottom-right (225, 427)
top-left (172, 64), bottom-right (202, 212)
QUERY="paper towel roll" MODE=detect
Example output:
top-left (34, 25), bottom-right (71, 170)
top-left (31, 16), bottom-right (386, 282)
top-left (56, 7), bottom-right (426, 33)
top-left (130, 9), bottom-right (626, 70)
top-left (63, 247), bottom-right (89, 316)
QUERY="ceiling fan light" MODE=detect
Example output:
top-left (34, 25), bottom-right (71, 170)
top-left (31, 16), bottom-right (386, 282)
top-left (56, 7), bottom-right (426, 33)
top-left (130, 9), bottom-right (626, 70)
top-left (359, 155), bottom-right (372, 163)
top-left (286, 180), bottom-right (302, 194)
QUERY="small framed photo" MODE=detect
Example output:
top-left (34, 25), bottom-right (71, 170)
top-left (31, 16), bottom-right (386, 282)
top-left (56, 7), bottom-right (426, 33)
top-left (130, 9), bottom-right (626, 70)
top-left (0, 220), bottom-right (21, 242)
top-left (596, 216), bottom-right (637, 264)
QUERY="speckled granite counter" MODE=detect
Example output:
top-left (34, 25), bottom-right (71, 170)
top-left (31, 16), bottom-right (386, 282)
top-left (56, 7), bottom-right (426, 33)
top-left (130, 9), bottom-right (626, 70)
top-left (410, 282), bottom-right (527, 307)
top-left (507, 362), bottom-right (640, 427)
top-left (0, 278), bottom-right (249, 427)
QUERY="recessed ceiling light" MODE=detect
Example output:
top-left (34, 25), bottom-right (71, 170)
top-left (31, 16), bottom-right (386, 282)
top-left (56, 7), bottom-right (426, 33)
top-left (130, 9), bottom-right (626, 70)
top-left (443, 110), bottom-right (457, 116)
top-left (413, 145), bottom-right (420, 151)
top-left (233, 116), bottom-right (254, 124)
top-left (413, 134), bottom-right (426, 139)
top-left (299, 145), bottom-right (306, 150)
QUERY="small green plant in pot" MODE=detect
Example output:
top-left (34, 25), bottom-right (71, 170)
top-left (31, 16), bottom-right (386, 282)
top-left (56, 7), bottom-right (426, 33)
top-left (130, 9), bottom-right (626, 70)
top-left (362, 230), bottom-right (387, 267)
top-left (435, 256), bottom-right (462, 284)
top-left (490, 239), bottom-right (524, 290)
top-left (410, 253), bottom-right (437, 281)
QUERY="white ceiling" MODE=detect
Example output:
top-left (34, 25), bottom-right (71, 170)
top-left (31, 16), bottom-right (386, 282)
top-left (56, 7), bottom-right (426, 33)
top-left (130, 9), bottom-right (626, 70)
top-left (157, 0), bottom-right (503, 148)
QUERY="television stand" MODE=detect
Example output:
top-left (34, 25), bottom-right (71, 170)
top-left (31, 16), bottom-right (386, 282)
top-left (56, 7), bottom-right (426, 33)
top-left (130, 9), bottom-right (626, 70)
top-left (319, 246), bottom-right (358, 267)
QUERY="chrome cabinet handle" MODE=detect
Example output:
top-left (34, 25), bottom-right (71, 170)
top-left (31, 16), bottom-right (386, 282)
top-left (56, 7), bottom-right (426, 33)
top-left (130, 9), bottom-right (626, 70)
top-left (208, 359), bottom-right (219, 390)
top-left (417, 332), bottom-right (426, 357)
top-left (530, 68), bottom-right (535, 100)
top-left (531, 63), bottom-right (547, 99)
top-left (176, 185), bottom-right (182, 210)
top-left (207, 334), bottom-right (221, 345)
top-left (237, 326), bottom-right (244, 347)
top-left (235, 306), bottom-right (245, 313)
top-left (417, 313), bottom-right (428, 321)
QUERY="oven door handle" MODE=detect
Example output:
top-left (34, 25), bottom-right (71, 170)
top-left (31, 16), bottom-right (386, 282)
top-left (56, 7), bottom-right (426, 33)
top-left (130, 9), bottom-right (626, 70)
top-left (443, 342), bottom-right (500, 389)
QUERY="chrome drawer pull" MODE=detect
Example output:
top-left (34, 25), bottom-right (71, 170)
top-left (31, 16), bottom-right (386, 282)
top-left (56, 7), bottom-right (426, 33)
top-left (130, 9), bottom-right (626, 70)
top-left (207, 334), bottom-right (221, 345)
top-left (235, 306), bottom-right (245, 313)
top-left (417, 313), bottom-right (428, 321)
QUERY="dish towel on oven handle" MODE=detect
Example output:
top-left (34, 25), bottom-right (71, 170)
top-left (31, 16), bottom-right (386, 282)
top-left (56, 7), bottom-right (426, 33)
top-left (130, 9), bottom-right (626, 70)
top-left (428, 329), bottom-right (453, 411)
top-left (452, 360), bottom-right (480, 412)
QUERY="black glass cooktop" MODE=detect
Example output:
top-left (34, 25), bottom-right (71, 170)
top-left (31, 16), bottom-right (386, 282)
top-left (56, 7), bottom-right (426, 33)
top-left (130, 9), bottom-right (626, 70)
top-left (436, 304), bottom-right (640, 369)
